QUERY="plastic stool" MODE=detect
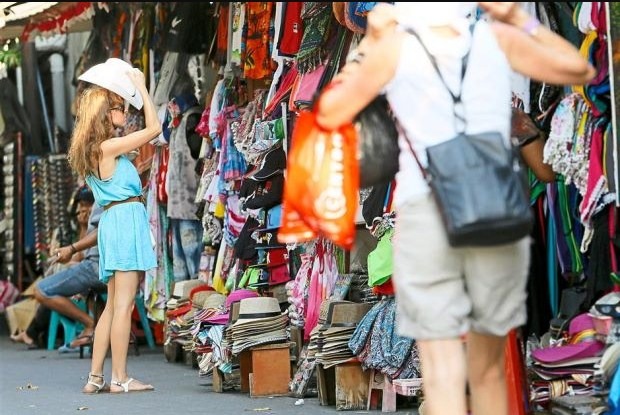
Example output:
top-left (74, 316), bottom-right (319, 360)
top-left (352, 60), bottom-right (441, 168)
top-left (47, 298), bottom-right (87, 350)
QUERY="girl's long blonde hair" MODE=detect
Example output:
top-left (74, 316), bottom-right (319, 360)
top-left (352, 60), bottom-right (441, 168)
top-left (68, 86), bottom-right (123, 178)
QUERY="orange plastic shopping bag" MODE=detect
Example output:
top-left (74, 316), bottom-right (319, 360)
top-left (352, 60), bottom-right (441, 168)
top-left (278, 110), bottom-right (359, 250)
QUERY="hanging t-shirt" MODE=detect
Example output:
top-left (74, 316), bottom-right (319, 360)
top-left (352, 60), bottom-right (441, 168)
top-left (277, 2), bottom-right (303, 58)
top-left (165, 3), bottom-right (215, 54)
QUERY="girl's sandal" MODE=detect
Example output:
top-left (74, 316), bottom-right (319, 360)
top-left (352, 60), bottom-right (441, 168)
top-left (110, 378), bottom-right (154, 393)
top-left (82, 373), bottom-right (109, 394)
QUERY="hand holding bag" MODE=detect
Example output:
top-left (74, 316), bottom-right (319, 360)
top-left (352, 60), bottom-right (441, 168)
top-left (278, 109), bottom-right (359, 250)
top-left (405, 27), bottom-right (533, 247)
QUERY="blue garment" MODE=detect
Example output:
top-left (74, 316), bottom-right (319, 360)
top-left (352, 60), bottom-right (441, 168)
top-left (85, 155), bottom-right (157, 283)
top-left (609, 363), bottom-right (620, 415)
top-left (37, 260), bottom-right (105, 298)
top-left (170, 218), bottom-right (203, 282)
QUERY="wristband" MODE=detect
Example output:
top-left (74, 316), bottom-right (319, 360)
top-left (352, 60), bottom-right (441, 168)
top-left (70, 244), bottom-right (77, 255)
top-left (522, 16), bottom-right (541, 36)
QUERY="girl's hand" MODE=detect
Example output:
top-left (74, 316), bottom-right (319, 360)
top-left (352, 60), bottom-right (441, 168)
top-left (127, 68), bottom-right (146, 88)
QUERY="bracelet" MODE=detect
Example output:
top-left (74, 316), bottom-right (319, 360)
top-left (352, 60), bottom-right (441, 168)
top-left (522, 16), bottom-right (541, 36)
top-left (70, 244), bottom-right (77, 255)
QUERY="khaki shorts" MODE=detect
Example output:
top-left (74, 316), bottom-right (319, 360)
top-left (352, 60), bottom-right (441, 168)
top-left (392, 194), bottom-right (531, 340)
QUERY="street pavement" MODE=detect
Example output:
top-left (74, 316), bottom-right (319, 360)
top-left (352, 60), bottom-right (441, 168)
top-left (0, 318), bottom-right (419, 415)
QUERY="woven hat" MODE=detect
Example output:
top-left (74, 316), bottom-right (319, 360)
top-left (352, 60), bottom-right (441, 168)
top-left (231, 333), bottom-right (289, 355)
top-left (321, 301), bottom-right (372, 332)
top-left (172, 280), bottom-right (207, 300)
top-left (229, 301), bottom-right (242, 324)
top-left (233, 297), bottom-right (283, 325)
top-left (309, 300), bottom-right (349, 338)
top-left (166, 280), bottom-right (208, 309)
top-left (202, 293), bottom-right (226, 310)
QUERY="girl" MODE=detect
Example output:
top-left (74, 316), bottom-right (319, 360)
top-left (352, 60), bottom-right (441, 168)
top-left (68, 67), bottom-right (161, 394)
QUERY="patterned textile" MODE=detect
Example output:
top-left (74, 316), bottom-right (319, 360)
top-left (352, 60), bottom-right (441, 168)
top-left (349, 298), bottom-right (421, 380)
top-left (145, 152), bottom-right (168, 322)
top-left (166, 107), bottom-right (203, 220)
top-left (243, 2), bottom-right (275, 80)
top-left (543, 93), bottom-right (590, 194)
top-left (295, 3), bottom-right (333, 74)
top-left (220, 119), bottom-right (248, 182)
top-left (230, 2), bottom-right (246, 66)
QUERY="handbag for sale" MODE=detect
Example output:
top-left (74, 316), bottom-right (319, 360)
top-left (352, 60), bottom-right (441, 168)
top-left (406, 27), bottom-right (533, 247)
top-left (355, 94), bottom-right (400, 188)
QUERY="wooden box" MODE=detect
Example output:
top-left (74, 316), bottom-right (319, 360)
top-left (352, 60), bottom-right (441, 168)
top-left (239, 343), bottom-right (292, 397)
top-left (335, 361), bottom-right (370, 411)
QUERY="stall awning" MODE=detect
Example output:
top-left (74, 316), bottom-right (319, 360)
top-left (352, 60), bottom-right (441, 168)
top-left (0, 2), bottom-right (93, 41)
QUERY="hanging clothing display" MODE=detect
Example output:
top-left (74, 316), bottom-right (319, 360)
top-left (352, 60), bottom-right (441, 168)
top-left (11, 2), bottom-right (620, 413)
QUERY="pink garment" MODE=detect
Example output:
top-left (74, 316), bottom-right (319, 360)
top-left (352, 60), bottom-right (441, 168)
top-left (579, 124), bottom-right (607, 224)
top-left (304, 243), bottom-right (325, 341)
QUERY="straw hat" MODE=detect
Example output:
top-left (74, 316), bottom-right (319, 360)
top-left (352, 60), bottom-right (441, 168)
top-left (323, 301), bottom-right (372, 328)
top-left (234, 297), bottom-right (283, 324)
top-left (202, 293), bottom-right (226, 310)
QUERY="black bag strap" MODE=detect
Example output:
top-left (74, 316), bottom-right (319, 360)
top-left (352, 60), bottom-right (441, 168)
top-left (406, 24), bottom-right (474, 133)
top-left (401, 24), bottom-right (475, 180)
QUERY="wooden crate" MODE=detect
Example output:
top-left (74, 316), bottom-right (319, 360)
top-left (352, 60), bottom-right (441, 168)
top-left (317, 364), bottom-right (336, 406)
top-left (335, 361), bottom-right (370, 411)
top-left (239, 343), bottom-right (292, 397)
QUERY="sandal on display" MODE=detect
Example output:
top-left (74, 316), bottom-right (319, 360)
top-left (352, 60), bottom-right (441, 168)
top-left (110, 378), bottom-right (154, 393)
top-left (82, 373), bottom-right (109, 394)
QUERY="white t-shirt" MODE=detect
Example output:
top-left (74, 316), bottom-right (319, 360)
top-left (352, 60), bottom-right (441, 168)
top-left (384, 19), bottom-right (512, 207)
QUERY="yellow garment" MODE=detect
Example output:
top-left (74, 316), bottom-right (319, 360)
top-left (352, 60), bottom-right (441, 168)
top-left (572, 31), bottom-right (597, 99)
top-left (211, 241), bottom-right (228, 294)
top-left (214, 200), bottom-right (226, 218)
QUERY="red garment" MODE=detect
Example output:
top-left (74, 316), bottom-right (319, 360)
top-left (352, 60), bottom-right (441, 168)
top-left (157, 146), bottom-right (169, 204)
top-left (278, 2), bottom-right (303, 57)
top-left (579, 124), bottom-right (606, 224)
top-left (372, 278), bottom-right (395, 296)
top-left (215, 3), bottom-right (229, 65)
